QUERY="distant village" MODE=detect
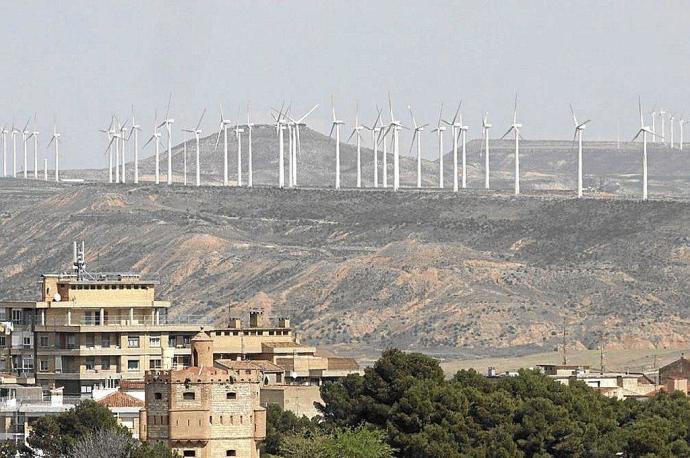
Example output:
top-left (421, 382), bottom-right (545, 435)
top-left (0, 243), bottom-right (688, 457)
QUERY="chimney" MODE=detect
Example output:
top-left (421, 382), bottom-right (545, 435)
top-left (249, 310), bottom-right (263, 328)
top-left (228, 317), bottom-right (241, 329)
top-left (278, 317), bottom-right (290, 328)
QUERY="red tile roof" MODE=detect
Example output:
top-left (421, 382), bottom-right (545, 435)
top-left (97, 390), bottom-right (144, 408)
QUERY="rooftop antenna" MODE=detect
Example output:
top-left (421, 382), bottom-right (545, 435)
top-left (73, 241), bottom-right (87, 281)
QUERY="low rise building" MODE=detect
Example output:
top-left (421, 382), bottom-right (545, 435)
top-left (537, 364), bottom-right (658, 400)
top-left (142, 330), bottom-right (266, 458)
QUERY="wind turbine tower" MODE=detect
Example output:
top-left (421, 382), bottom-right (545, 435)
top-left (288, 104), bottom-right (318, 188)
top-left (215, 105), bottom-right (233, 186)
top-left (443, 103), bottom-right (462, 192)
top-left (47, 126), bottom-right (60, 182)
top-left (11, 124), bottom-right (19, 178)
top-left (347, 104), bottom-right (365, 188)
top-left (129, 109), bottom-right (141, 184)
top-left (409, 106), bottom-right (428, 188)
top-left (120, 121), bottom-right (128, 183)
top-left (482, 113), bottom-right (492, 189)
top-left (21, 119), bottom-right (30, 179)
top-left (1, 126), bottom-right (7, 177)
top-left (183, 109), bottom-right (206, 188)
top-left (159, 95), bottom-right (174, 185)
top-left (29, 124), bottom-right (39, 179)
top-left (431, 103), bottom-right (446, 189)
top-left (234, 121), bottom-right (244, 187)
top-left (632, 98), bottom-right (659, 201)
top-left (680, 118), bottom-right (686, 151)
top-left (387, 95), bottom-right (404, 192)
top-left (570, 104), bottom-right (591, 199)
top-left (659, 109), bottom-right (666, 145)
top-left (329, 99), bottom-right (345, 190)
top-left (363, 108), bottom-right (382, 188)
top-left (670, 114), bottom-right (675, 149)
top-left (500, 95), bottom-right (523, 195)
top-left (143, 112), bottom-right (162, 184)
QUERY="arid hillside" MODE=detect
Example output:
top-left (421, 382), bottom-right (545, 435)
top-left (1, 180), bottom-right (689, 358)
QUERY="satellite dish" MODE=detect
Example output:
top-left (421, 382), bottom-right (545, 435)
top-left (53, 293), bottom-right (61, 302)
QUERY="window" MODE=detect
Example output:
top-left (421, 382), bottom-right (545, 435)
top-left (39, 336), bottom-right (49, 347)
top-left (11, 310), bottom-right (22, 324)
top-left (101, 334), bottom-right (110, 348)
top-left (81, 385), bottom-right (93, 394)
top-left (128, 336), bottom-right (139, 348)
top-left (66, 335), bottom-right (76, 349)
top-left (226, 451), bottom-right (236, 457)
top-left (0, 336), bottom-right (6, 346)
top-left (154, 392), bottom-right (162, 400)
top-left (39, 360), bottom-right (49, 372)
top-left (85, 357), bottom-right (95, 371)
top-left (150, 335), bottom-right (161, 348)
top-left (183, 452), bottom-right (195, 457)
top-left (85, 335), bottom-right (95, 348)
top-left (183, 392), bottom-right (195, 401)
top-left (101, 357), bottom-right (110, 370)
top-left (127, 359), bottom-right (139, 371)
top-left (183, 336), bottom-right (191, 346)
top-left (226, 392), bottom-right (236, 400)
top-left (22, 336), bottom-right (31, 348)
top-left (150, 359), bottom-right (162, 370)
top-left (168, 336), bottom-right (177, 347)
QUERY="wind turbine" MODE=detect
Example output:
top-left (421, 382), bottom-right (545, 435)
top-left (272, 104), bottom-right (287, 188)
top-left (234, 117), bottom-right (244, 187)
top-left (363, 108), bottom-right (383, 188)
top-left (47, 125), bottom-right (60, 182)
top-left (246, 104), bottom-right (254, 188)
top-left (570, 104), bottom-right (591, 198)
top-left (443, 103), bottom-right (463, 192)
top-left (99, 117), bottom-right (115, 183)
top-left (182, 109), bottom-right (206, 187)
top-left (347, 103), bottom-right (365, 188)
top-left (128, 108), bottom-right (141, 184)
top-left (158, 94), bottom-right (174, 185)
top-left (680, 117), bottom-right (687, 151)
top-left (113, 119), bottom-right (121, 183)
top-left (408, 105), bottom-right (428, 188)
top-left (287, 104), bottom-right (319, 188)
top-left (431, 103), bottom-right (446, 189)
top-left (11, 123), bottom-right (19, 178)
top-left (650, 109), bottom-right (657, 144)
top-left (500, 95), bottom-right (523, 195)
top-left (215, 105), bottom-right (233, 186)
top-left (481, 113), bottom-right (492, 189)
top-left (632, 97), bottom-right (660, 201)
top-left (21, 119), bottom-right (31, 179)
top-left (329, 98), bottom-right (345, 190)
top-left (119, 118), bottom-right (129, 183)
top-left (1, 126), bottom-right (7, 177)
top-left (670, 114), bottom-right (675, 149)
top-left (659, 109), bottom-right (666, 145)
top-left (143, 111), bottom-right (162, 184)
top-left (387, 95), bottom-right (404, 192)
top-left (28, 118), bottom-right (39, 179)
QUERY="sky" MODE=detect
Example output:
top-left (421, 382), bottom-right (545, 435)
top-left (2, 0), bottom-right (690, 169)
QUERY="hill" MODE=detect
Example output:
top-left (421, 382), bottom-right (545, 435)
top-left (1, 180), bottom-right (689, 359)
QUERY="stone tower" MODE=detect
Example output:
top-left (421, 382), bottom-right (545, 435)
top-left (191, 329), bottom-right (214, 368)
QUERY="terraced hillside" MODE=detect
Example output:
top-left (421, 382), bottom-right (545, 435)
top-left (1, 180), bottom-right (689, 358)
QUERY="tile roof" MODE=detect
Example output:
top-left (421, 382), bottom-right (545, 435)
top-left (216, 359), bottom-right (284, 373)
top-left (97, 390), bottom-right (144, 408)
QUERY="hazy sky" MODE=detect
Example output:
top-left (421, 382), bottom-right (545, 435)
top-left (2, 0), bottom-right (690, 169)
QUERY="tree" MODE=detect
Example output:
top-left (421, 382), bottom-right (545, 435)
top-left (327, 427), bottom-right (394, 458)
top-left (27, 400), bottom-right (129, 457)
top-left (70, 429), bottom-right (135, 458)
top-left (264, 403), bottom-right (319, 455)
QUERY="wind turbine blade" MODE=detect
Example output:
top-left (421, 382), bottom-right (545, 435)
top-left (452, 101), bottom-right (462, 125)
top-left (570, 103), bottom-right (577, 127)
top-left (214, 128), bottom-right (222, 151)
top-left (631, 129), bottom-right (643, 142)
top-left (500, 127), bottom-right (514, 139)
top-left (165, 92), bottom-right (172, 119)
top-left (409, 131), bottom-right (417, 154)
top-left (578, 120), bottom-right (591, 128)
top-left (346, 129), bottom-right (356, 143)
top-left (143, 135), bottom-right (155, 149)
top-left (328, 123), bottom-right (335, 139)
top-left (105, 136), bottom-right (116, 152)
top-left (408, 105), bottom-right (417, 129)
top-left (196, 108), bottom-right (207, 131)
top-left (437, 103), bottom-right (444, 128)
top-left (638, 96), bottom-right (643, 127)
top-left (513, 93), bottom-right (518, 124)
top-left (298, 104), bottom-right (319, 123)
top-left (22, 118), bottom-right (30, 132)
top-left (47, 136), bottom-right (55, 148)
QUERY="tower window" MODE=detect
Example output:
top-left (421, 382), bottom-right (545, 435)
top-left (154, 392), bottom-right (162, 400)
top-left (226, 392), bottom-right (236, 400)
top-left (226, 451), bottom-right (236, 457)
top-left (183, 392), bottom-right (195, 400)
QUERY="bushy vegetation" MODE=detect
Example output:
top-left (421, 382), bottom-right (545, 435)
top-left (0, 400), bottom-right (176, 458)
top-left (311, 348), bottom-right (690, 458)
